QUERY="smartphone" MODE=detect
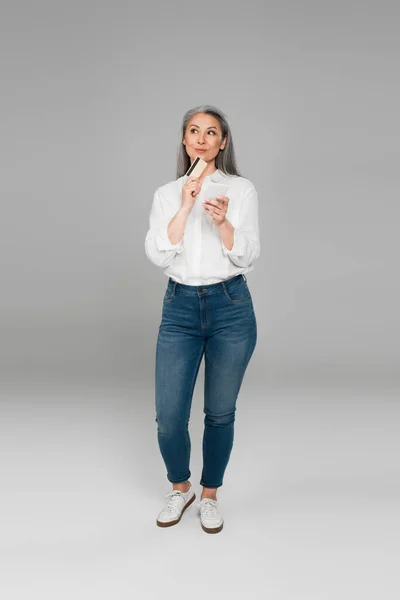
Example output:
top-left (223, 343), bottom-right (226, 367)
top-left (204, 183), bottom-right (228, 202)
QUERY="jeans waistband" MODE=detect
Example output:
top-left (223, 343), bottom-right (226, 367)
top-left (168, 274), bottom-right (247, 296)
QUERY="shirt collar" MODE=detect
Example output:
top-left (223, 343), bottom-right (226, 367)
top-left (210, 169), bottom-right (224, 182)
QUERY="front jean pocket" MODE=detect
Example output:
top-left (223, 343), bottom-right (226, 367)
top-left (223, 278), bottom-right (252, 303)
top-left (163, 284), bottom-right (176, 304)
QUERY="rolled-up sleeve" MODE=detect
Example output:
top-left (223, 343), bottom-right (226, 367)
top-left (221, 185), bottom-right (260, 267)
top-left (145, 189), bottom-right (184, 268)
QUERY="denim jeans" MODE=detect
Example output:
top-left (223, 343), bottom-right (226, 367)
top-left (155, 274), bottom-right (257, 488)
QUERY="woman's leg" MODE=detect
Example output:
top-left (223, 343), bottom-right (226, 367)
top-left (200, 302), bottom-right (257, 498)
top-left (155, 310), bottom-right (205, 487)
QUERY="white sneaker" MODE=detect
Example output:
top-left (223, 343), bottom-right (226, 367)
top-left (156, 485), bottom-right (196, 527)
top-left (197, 498), bottom-right (224, 534)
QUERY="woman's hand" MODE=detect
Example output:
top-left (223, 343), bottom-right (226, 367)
top-left (202, 195), bottom-right (229, 226)
top-left (182, 177), bottom-right (202, 211)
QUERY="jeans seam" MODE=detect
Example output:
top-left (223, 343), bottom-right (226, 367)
top-left (187, 341), bottom-right (205, 400)
top-left (221, 280), bottom-right (251, 303)
top-left (163, 281), bottom-right (177, 304)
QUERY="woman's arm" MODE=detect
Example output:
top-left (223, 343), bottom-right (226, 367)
top-left (218, 185), bottom-right (260, 268)
top-left (167, 204), bottom-right (191, 245)
top-left (145, 189), bottom-right (188, 268)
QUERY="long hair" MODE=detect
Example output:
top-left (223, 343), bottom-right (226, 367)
top-left (176, 105), bottom-right (242, 179)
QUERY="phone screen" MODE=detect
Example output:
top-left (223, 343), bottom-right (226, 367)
top-left (205, 184), bottom-right (228, 201)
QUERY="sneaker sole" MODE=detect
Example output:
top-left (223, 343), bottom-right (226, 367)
top-left (201, 521), bottom-right (224, 534)
top-left (156, 493), bottom-right (196, 528)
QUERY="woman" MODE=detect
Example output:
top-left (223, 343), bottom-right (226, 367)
top-left (145, 105), bottom-right (260, 534)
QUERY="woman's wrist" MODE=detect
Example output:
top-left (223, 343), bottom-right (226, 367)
top-left (217, 218), bottom-right (233, 233)
top-left (179, 205), bottom-right (192, 218)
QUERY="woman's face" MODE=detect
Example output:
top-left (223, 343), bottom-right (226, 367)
top-left (183, 113), bottom-right (226, 165)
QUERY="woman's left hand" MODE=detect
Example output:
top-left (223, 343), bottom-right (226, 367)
top-left (202, 196), bottom-right (229, 225)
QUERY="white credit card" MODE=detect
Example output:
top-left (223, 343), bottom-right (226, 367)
top-left (185, 157), bottom-right (207, 178)
top-left (204, 183), bottom-right (228, 201)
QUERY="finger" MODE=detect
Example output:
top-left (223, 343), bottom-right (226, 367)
top-left (203, 203), bottom-right (224, 216)
top-left (204, 205), bottom-right (221, 216)
top-left (203, 198), bottom-right (220, 208)
top-left (203, 202), bottom-right (218, 212)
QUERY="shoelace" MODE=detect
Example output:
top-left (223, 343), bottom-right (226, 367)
top-left (163, 490), bottom-right (184, 515)
top-left (199, 499), bottom-right (218, 518)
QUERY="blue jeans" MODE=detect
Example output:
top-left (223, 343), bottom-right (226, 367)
top-left (155, 274), bottom-right (257, 488)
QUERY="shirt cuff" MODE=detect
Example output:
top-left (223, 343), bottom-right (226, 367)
top-left (155, 225), bottom-right (184, 253)
top-left (221, 230), bottom-right (244, 257)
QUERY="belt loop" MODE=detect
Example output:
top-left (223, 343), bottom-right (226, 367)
top-left (242, 274), bottom-right (247, 282)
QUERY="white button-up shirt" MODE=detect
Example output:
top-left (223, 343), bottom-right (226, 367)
top-left (145, 168), bottom-right (260, 285)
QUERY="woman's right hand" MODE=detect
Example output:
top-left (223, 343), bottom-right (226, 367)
top-left (182, 177), bottom-right (202, 211)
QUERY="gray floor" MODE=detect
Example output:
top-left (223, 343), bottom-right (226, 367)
top-left (0, 376), bottom-right (398, 600)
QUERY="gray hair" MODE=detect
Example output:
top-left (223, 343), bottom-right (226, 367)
top-left (176, 105), bottom-right (242, 179)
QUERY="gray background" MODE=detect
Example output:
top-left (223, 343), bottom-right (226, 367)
top-left (1, 1), bottom-right (399, 598)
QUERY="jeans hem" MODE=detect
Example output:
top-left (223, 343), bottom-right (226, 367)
top-left (168, 474), bottom-right (191, 484)
top-left (200, 481), bottom-right (223, 488)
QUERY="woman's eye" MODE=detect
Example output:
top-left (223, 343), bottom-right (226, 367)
top-left (189, 129), bottom-right (216, 134)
